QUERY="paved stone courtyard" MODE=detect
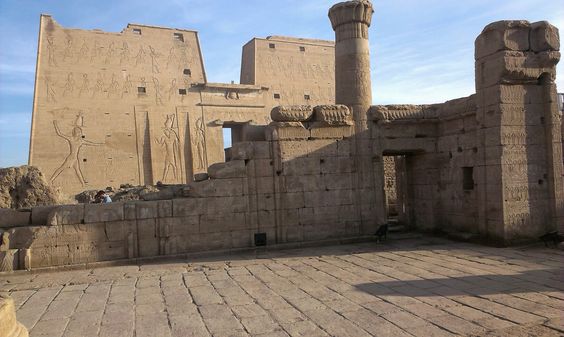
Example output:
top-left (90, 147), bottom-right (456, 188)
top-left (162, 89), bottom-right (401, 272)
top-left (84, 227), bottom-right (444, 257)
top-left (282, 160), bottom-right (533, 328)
top-left (1, 236), bottom-right (563, 337)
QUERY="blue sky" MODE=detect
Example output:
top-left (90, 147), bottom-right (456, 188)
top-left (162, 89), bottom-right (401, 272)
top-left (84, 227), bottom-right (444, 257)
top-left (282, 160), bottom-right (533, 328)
top-left (1, 0), bottom-right (563, 167)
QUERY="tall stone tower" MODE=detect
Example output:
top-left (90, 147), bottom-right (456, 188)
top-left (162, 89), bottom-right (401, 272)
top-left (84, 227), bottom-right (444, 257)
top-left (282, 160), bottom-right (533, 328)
top-left (329, 0), bottom-right (374, 128)
top-left (474, 21), bottom-right (563, 242)
top-left (329, 1), bottom-right (385, 233)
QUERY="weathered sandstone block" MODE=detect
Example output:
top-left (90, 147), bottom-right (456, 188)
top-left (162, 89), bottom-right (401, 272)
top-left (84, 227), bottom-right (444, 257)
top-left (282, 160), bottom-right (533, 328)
top-left (271, 105), bottom-right (313, 122)
top-left (530, 21), bottom-right (560, 52)
top-left (266, 122), bottom-right (310, 141)
top-left (188, 179), bottom-right (244, 197)
top-left (208, 160), bottom-right (246, 179)
top-left (46, 204), bottom-right (85, 226)
top-left (312, 105), bottom-right (353, 126)
top-left (475, 20), bottom-right (531, 59)
top-left (0, 210), bottom-right (30, 227)
top-left (84, 202), bottom-right (124, 223)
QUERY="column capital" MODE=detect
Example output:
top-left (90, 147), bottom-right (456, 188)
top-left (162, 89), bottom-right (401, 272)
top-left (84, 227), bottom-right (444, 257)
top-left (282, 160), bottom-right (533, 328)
top-left (328, 1), bottom-right (374, 32)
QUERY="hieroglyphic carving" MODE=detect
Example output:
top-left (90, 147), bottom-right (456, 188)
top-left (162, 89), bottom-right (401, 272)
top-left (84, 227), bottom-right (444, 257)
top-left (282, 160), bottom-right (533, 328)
top-left (62, 73), bottom-right (75, 97)
top-left (122, 74), bottom-right (133, 97)
top-left (120, 42), bottom-right (130, 64)
top-left (78, 73), bottom-right (90, 97)
top-left (157, 114), bottom-right (180, 181)
top-left (178, 46), bottom-right (191, 68)
top-left (167, 79), bottom-right (178, 101)
top-left (46, 36), bottom-right (57, 66)
top-left (502, 131), bottom-right (527, 145)
top-left (166, 47), bottom-right (178, 69)
top-left (78, 40), bottom-right (89, 63)
top-left (92, 73), bottom-right (105, 98)
top-left (153, 77), bottom-right (164, 105)
top-left (135, 45), bottom-right (146, 66)
top-left (104, 42), bottom-right (116, 64)
top-left (50, 113), bottom-right (104, 186)
top-left (62, 38), bottom-right (74, 62)
top-left (90, 40), bottom-right (103, 62)
top-left (107, 74), bottom-right (120, 98)
top-left (45, 77), bottom-right (57, 102)
top-left (193, 117), bottom-right (207, 169)
top-left (148, 45), bottom-right (161, 73)
top-left (504, 185), bottom-right (547, 202)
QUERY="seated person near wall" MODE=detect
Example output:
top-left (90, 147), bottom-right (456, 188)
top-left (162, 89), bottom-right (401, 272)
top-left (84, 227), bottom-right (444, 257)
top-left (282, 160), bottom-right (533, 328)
top-left (94, 190), bottom-right (112, 203)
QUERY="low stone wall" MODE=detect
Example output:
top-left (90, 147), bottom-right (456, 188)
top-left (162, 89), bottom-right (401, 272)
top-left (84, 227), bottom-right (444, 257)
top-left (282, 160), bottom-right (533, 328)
top-left (1, 105), bottom-right (370, 270)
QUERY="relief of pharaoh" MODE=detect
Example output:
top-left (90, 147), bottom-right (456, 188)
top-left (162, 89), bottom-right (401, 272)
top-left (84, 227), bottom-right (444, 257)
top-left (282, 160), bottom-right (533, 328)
top-left (50, 113), bottom-right (104, 186)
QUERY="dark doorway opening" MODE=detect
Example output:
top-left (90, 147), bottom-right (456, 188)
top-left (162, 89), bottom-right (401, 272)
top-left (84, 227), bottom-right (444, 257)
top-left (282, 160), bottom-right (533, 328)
top-left (383, 155), bottom-right (409, 230)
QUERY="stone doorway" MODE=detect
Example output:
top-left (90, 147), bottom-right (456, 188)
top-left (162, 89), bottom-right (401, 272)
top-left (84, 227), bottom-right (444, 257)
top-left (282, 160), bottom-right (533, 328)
top-left (222, 123), bottom-right (244, 161)
top-left (383, 154), bottom-right (410, 231)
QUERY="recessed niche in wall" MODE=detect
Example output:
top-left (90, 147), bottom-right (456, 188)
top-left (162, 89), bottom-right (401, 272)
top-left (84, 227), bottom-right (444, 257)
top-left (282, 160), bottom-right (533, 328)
top-left (173, 32), bottom-right (184, 42)
top-left (463, 167), bottom-right (474, 190)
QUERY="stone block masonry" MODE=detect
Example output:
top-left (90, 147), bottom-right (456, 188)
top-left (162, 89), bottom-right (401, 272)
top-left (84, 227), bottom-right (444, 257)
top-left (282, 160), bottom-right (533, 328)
top-left (2, 1), bottom-right (563, 270)
top-left (3, 105), bottom-right (366, 270)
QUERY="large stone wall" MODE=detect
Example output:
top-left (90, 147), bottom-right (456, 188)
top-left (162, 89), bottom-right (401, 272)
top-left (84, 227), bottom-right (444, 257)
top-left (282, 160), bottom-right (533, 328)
top-left (29, 17), bottom-right (335, 196)
top-left (3, 105), bottom-right (369, 270)
top-left (8, 1), bottom-right (562, 272)
top-left (240, 36), bottom-right (335, 107)
top-left (370, 20), bottom-right (563, 243)
top-left (29, 16), bottom-right (206, 193)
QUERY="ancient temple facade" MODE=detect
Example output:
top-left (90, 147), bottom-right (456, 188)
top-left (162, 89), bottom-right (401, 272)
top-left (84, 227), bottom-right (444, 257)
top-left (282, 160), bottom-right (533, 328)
top-left (2, 1), bottom-right (562, 272)
top-left (29, 16), bottom-right (335, 194)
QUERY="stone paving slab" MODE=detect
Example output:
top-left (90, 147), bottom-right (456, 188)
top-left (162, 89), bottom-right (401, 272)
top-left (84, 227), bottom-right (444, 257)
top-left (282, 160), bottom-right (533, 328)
top-left (1, 236), bottom-right (563, 337)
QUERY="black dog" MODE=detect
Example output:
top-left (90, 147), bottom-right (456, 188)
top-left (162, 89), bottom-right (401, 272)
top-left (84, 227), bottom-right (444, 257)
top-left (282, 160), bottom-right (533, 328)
top-left (375, 224), bottom-right (388, 242)
top-left (539, 231), bottom-right (564, 247)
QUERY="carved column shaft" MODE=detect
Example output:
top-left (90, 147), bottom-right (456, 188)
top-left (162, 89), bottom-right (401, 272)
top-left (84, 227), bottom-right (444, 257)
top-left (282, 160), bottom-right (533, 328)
top-left (329, 0), bottom-right (373, 131)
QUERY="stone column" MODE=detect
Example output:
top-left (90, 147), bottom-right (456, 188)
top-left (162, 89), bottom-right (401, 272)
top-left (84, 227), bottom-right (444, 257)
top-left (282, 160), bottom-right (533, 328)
top-left (329, 1), bottom-right (385, 234)
top-left (329, 0), bottom-right (373, 126)
top-left (474, 20), bottom-right (563, 243)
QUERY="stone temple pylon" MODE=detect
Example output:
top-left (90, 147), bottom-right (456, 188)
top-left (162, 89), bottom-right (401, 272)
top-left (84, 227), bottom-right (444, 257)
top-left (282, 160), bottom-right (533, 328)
top-left (329, 1), bottom-right (385, 234)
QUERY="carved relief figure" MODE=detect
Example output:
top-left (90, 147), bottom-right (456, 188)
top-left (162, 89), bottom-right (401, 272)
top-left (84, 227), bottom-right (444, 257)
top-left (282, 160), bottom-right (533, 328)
top-left (50, 114), bottom-right (104, 186)
top-left (46, 36), bottom-right (56, 66)
top-left (120, 42), bottom-right (130, 65)
top-left (167, 79), bottom-right (178, 101)
top-left (225, 91), bottom-right (239, 100)
top-left (153, 77), bottom-right (163, 105)
top-left (104, 42), bottom-right (115, 64)
top-left (148, 45), bottom-right (161, 73)
top-left (78, 73), bottom-right (90, 97)
top-left (92, 73), bottom-right (105, 97)
top-left (122, 74), bottom-right (132, 97)
top-left (90, 40), bottom-right (102, 62)
top-left (166, 47), bottom-right (178, 69)
top-left (157, 114), bottom-right (180, 181)
top-left (135, 45), bottom-right (146, 66)
top-left (194, 117), bottom-right (206, 169)
top-left (78, 40), bottom-right (89, 63)
top-left (62, 38), bottom-right (74, 62)
top-left (107, 74), bottom-right (120, 98)
top-left (62, 73), bottom-right (75, 97)
top-left (178, 46), bottom-right (190, 69)
top-left (45, 77), bottom-right (57, 102)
